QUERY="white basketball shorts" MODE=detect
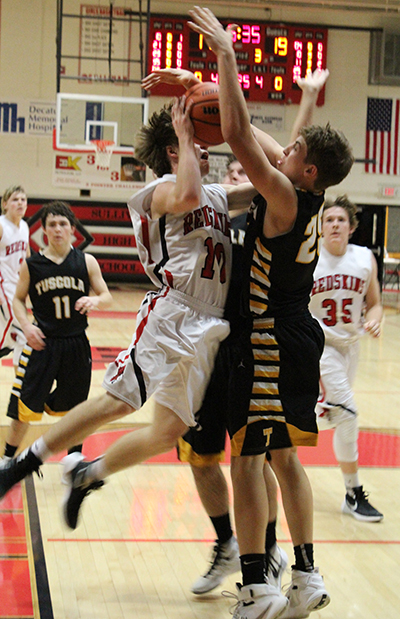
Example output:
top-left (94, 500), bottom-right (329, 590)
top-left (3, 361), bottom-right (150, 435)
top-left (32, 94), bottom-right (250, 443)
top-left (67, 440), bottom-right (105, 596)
top-left (102, 287), bottom-right (230, 427)
top-left (316, 341), bottom-right (359, 429)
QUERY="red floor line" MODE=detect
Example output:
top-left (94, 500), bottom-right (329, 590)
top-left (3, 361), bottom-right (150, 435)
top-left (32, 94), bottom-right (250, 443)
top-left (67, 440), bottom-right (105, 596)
top-left (48, 538), bottom-right (400, 544)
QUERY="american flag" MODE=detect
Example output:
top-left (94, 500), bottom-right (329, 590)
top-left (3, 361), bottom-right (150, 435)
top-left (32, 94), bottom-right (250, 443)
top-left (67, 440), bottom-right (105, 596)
top-left (365, 98), bottom-right (400, 175)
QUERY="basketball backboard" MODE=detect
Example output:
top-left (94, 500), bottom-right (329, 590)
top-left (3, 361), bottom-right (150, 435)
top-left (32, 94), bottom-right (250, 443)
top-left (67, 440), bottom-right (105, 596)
top-left (54, 92), bottom-right (149, 155)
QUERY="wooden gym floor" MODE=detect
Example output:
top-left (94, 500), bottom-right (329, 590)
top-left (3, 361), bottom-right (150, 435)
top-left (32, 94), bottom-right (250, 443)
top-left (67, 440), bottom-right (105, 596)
top-left (0, 283), bottom-right (399, 619)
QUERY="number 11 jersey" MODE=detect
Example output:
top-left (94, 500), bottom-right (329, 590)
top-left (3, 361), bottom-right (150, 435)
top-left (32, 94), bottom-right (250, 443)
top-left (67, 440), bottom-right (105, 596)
top-left (27, 248), bottom-right (90, 337)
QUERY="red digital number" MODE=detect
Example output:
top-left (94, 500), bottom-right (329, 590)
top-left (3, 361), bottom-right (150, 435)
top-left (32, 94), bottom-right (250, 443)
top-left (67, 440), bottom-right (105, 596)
top-left (238, 74), bottom-right (251, 89)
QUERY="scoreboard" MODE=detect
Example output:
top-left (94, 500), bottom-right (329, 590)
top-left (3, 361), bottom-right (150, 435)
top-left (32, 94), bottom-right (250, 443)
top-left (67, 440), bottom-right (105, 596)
top-left (148, 15), bottom-right (328, 105)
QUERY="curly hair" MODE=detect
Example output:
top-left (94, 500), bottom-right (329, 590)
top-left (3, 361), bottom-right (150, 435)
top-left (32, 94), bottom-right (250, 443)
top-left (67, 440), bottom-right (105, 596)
top-left (299, 124), bottom-right (354, 191)
top-left (323, 194), bottom-right (359, 231)
top-left (134, 103), bottom-right (178, 178)
top-left (41, 201), bottom-right (77, 228)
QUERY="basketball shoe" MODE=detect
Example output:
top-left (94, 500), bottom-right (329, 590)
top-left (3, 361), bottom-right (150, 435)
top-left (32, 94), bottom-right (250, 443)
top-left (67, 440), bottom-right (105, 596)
top-left (342, 486), bottom-right (383, 522)
top-left (0, 456), bottom-right (12, 470)
top-left (0, 449), bottom-right (42, 499)
top-left (280, 567), bottom-right (330, 619)
top-left (191, 536), bottom-right (240, 594)
top-left (267, 544), bottom-right (288, 591)
top-left (61, 452), bottom-right (104, 529)
top-left (228, 582), bottom-right (289, 619)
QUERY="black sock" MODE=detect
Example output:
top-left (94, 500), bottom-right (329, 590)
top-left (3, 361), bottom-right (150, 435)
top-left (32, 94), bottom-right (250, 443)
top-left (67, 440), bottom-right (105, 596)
top-left (265, 519), bottom-right (277, 552)
top-left (265, 519), bottom-right (277, 569)
top-left (68, 444), bottom-right (83, 455)
top-left (4, 443), bottom-right (18, 458)
top-left (210, 513), bottom-right (233, 545)
top-left (293, 544), bottom-right (314, 572)
top-left (240, 554), bottom-right (265, 585)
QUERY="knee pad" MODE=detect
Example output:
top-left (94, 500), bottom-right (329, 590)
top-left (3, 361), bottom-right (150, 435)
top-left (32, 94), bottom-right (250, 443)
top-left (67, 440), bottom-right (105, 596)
top-left (333, 415), bottom-right (359, 462)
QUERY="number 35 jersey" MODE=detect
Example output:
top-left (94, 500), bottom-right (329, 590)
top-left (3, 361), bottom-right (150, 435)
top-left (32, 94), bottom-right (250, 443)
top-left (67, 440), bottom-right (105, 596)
top-left (309, 243), bottom-right (373, 346)
top-left (27, 248), bottom-right (90, 337)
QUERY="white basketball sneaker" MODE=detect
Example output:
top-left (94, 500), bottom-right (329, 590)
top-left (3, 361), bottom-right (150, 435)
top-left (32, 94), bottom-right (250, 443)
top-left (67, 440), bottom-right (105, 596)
top-left (0, 456), bottom-right (12, 470)
top-left (267, 544), bottom-right (288, 591)
top-left (280, 568), bottom-right (330, 618)
top-left (342, 486), bottom-right (383, 522)
top-left (191, 536), bottom-right (240, 594)
top-left (229, 582), bottom-right (289, 619)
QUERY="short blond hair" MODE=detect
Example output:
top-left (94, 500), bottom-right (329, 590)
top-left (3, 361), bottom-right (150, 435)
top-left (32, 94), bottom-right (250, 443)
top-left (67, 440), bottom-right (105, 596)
top-left (1, 185), bottom-right (26, 214)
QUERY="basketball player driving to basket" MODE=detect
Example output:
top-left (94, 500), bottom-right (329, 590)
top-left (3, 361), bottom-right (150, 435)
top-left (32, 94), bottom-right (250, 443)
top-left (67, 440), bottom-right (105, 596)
top-left (0, 97), bottom-right (257, 535)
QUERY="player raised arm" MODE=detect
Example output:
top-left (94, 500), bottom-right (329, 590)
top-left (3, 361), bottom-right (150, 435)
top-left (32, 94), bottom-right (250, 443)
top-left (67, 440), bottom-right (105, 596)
top-left (188, 7), bottom-right (298, 235)
top-left (290, 69), bottom-right (329, 141)
top-left (142, 65), bottom-right (327, 170)
top-left (252, 68), bottom-right (330, 165)
top-left (142, 68), bottom-right (201, 91)
top-left (151, 96), bottom-right (203, 217)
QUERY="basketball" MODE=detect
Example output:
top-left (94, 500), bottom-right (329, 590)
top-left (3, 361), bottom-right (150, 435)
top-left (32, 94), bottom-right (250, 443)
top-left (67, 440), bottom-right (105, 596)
top-left (185, 82), bottom-right (224, 147)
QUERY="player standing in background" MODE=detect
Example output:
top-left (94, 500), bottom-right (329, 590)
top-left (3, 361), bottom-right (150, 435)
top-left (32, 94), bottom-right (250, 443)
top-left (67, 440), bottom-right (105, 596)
top-left (309, 196), bottom-right (383, 522)
top-left (0, 185), bottom-right (30, 367)
top-left (0, 201), bottom-right (112, 466)
top-left (188, 7), bottom-right (354, 619)
top-left (223, 155), bottom-right (249, 187)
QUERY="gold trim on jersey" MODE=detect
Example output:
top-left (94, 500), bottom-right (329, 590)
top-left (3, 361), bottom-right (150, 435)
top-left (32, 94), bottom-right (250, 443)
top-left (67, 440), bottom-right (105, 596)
top-left (18, 399), bottom-right (41, 423)
top-left (248, 413), bottom-right (285, 423)
top-left (254, 364), bottom-right (279, 378)
top-left (177, 436), bottom-right (225, 466)
top-left (250, 319), bottom-right (283, 414)
top-left (44, 403), bottom-right (69, 417)
top-left (287, 423), bottom-right (318, 446)
top-left (249, 238), bottom-right (272, 315)
top-left (11, 346), bottom-right (32, 398)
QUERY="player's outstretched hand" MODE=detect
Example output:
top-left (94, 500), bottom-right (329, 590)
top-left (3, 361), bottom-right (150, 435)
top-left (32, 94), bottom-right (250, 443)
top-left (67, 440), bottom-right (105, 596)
top-left (296, 68), bottom-right (330, 94)
top-left (171, 96), bottom-right (195, 142)
top-left (364, 319), bottom-right (381, 338)
top-left (142, 68), bottom-right (201, 91)
top-left (188, 6), bottom-right (234, 55)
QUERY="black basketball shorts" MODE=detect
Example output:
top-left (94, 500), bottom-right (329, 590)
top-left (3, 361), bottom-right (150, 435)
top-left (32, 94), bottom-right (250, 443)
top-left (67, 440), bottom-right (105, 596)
top-left (7, 333), bottom-right (92, 422)
top-left (177, 327), bottom-right (252, 466)
top-left (228, 313), bottom-right (324, 457)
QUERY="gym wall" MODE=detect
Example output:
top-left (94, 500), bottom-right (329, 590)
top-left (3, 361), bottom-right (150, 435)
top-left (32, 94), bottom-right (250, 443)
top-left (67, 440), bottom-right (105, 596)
top-left (1, 0), bottom-right (400, 274)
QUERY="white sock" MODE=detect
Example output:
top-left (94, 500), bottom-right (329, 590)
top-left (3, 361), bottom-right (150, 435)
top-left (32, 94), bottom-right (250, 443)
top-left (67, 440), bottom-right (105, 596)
top-left (31, 437), bottom-right (53, 462)
top-left (343, 472), bottom-right (360, 492)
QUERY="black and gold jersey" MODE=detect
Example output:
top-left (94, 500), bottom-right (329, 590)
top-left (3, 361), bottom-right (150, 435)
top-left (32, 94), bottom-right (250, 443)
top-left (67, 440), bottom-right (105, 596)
top-left (27, 248), bottom-right (90, 337)
top-left (243, 189), bottom-right (325, 319)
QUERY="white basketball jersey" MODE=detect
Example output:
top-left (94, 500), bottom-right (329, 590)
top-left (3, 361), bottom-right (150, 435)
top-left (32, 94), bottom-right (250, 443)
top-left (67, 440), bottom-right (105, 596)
top-left (0, 215), bottom-right (29, 300)
top-left (128, 175), bottom-right (231, 311)
top-left (309, 243), bottom-right (373, 345)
